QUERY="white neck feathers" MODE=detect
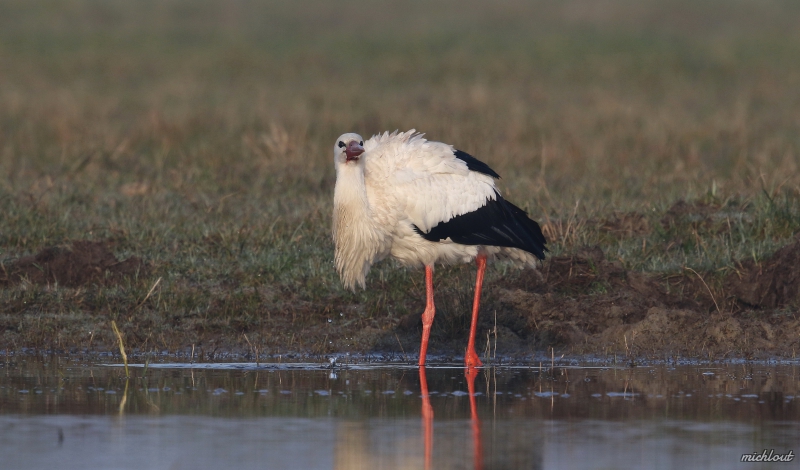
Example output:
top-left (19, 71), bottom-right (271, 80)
top-left (333, 164), bottom-right (384, 290)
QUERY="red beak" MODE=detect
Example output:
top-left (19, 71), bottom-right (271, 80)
top-left (345, 141), bottom-right (364, 161)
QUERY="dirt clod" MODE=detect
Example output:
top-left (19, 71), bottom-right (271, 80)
top-left (0, 240), bottom-right (146, 287)
top-left (600, 212), bottom-right (652, 237)
top-left (660, 200), bottom-right (720, 230)
top-left (727, 236), bottom-right (800, 309)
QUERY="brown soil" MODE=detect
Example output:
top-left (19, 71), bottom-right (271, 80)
top-left (2, 237), bottom-right (799, 360)
top-left (480, 239), bottom-right (800, 359)
top-left (727, 237), bottom-right (800, 309)
top-left (0, 240), bottom-right (147, 287)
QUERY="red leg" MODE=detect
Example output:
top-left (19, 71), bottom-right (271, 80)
top-left (465, 367), bottom-right (484, 470)
top-left (420, 366), bottom-right (434, 470)
top-left (465, 254), bottom-right (486, 368)
top-left (418, 265), bottom-right (435, 367)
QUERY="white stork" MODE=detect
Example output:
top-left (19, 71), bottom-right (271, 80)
top-left (332, 130), bottom-right (547, 367)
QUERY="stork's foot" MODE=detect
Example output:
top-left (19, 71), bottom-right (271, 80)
top-left (465, 347), bottom-right (483, 368)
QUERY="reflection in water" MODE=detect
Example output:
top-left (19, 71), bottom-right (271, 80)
top-left (465, 366), bottom-right (483, 470)
top-left (420, 367), bottom-right (433, 470)
top-left (1, 357), bottom-right (799, 469)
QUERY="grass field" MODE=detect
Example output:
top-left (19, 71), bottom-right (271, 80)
top-left (1, 0), bottom-right (799, 358)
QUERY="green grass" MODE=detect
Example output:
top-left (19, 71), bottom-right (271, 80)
top-left (0, 0), bottom-right (799, 354)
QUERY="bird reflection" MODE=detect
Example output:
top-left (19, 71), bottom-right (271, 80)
top-left (419, 366), bottom-right (484, 470)
top-left (466, 366), bottom-right (484, 470)
top-left (335, 366), bottom-right (542, 469)
top-left (419, 367), bottom-right (434, 470)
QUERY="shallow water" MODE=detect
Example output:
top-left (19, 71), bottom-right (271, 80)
top-left (1, 357), bottom-right (799, 469)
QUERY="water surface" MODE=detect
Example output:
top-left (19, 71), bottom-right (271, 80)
top-left (1, 357), bottom-right (798, 469)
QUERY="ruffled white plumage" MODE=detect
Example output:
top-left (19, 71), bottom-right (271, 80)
top-left (365, 130), bottom-right (497, 232)
top-left (333, 130), bottom-right (538, 291)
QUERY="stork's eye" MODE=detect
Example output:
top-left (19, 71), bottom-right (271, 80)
top-left (359, 141), bottom-right (363, 146)
top-left (338, 141), bottom-right (345, 148)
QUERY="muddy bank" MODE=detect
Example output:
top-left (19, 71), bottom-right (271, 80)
top-left (482, 239), bottom-right (800, 359)
top-left (1, 236), bottom-right (799, 360)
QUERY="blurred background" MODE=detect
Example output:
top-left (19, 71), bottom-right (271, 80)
top-left (3, 0), bottom-right (799, 203)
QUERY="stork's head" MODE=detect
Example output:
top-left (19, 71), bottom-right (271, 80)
top-left (334, 133), bottom-right (365, 166)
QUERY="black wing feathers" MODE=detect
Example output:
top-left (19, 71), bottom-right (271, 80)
top-left (453, 150), bottom-right (500, 179)
top-left (413, 192), bottom-right (547, 260)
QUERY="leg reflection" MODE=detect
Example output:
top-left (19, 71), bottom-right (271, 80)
top-left (420, 366), bottom-right (433, 470)
top-left (466, 366), bottom-right (484, 470)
